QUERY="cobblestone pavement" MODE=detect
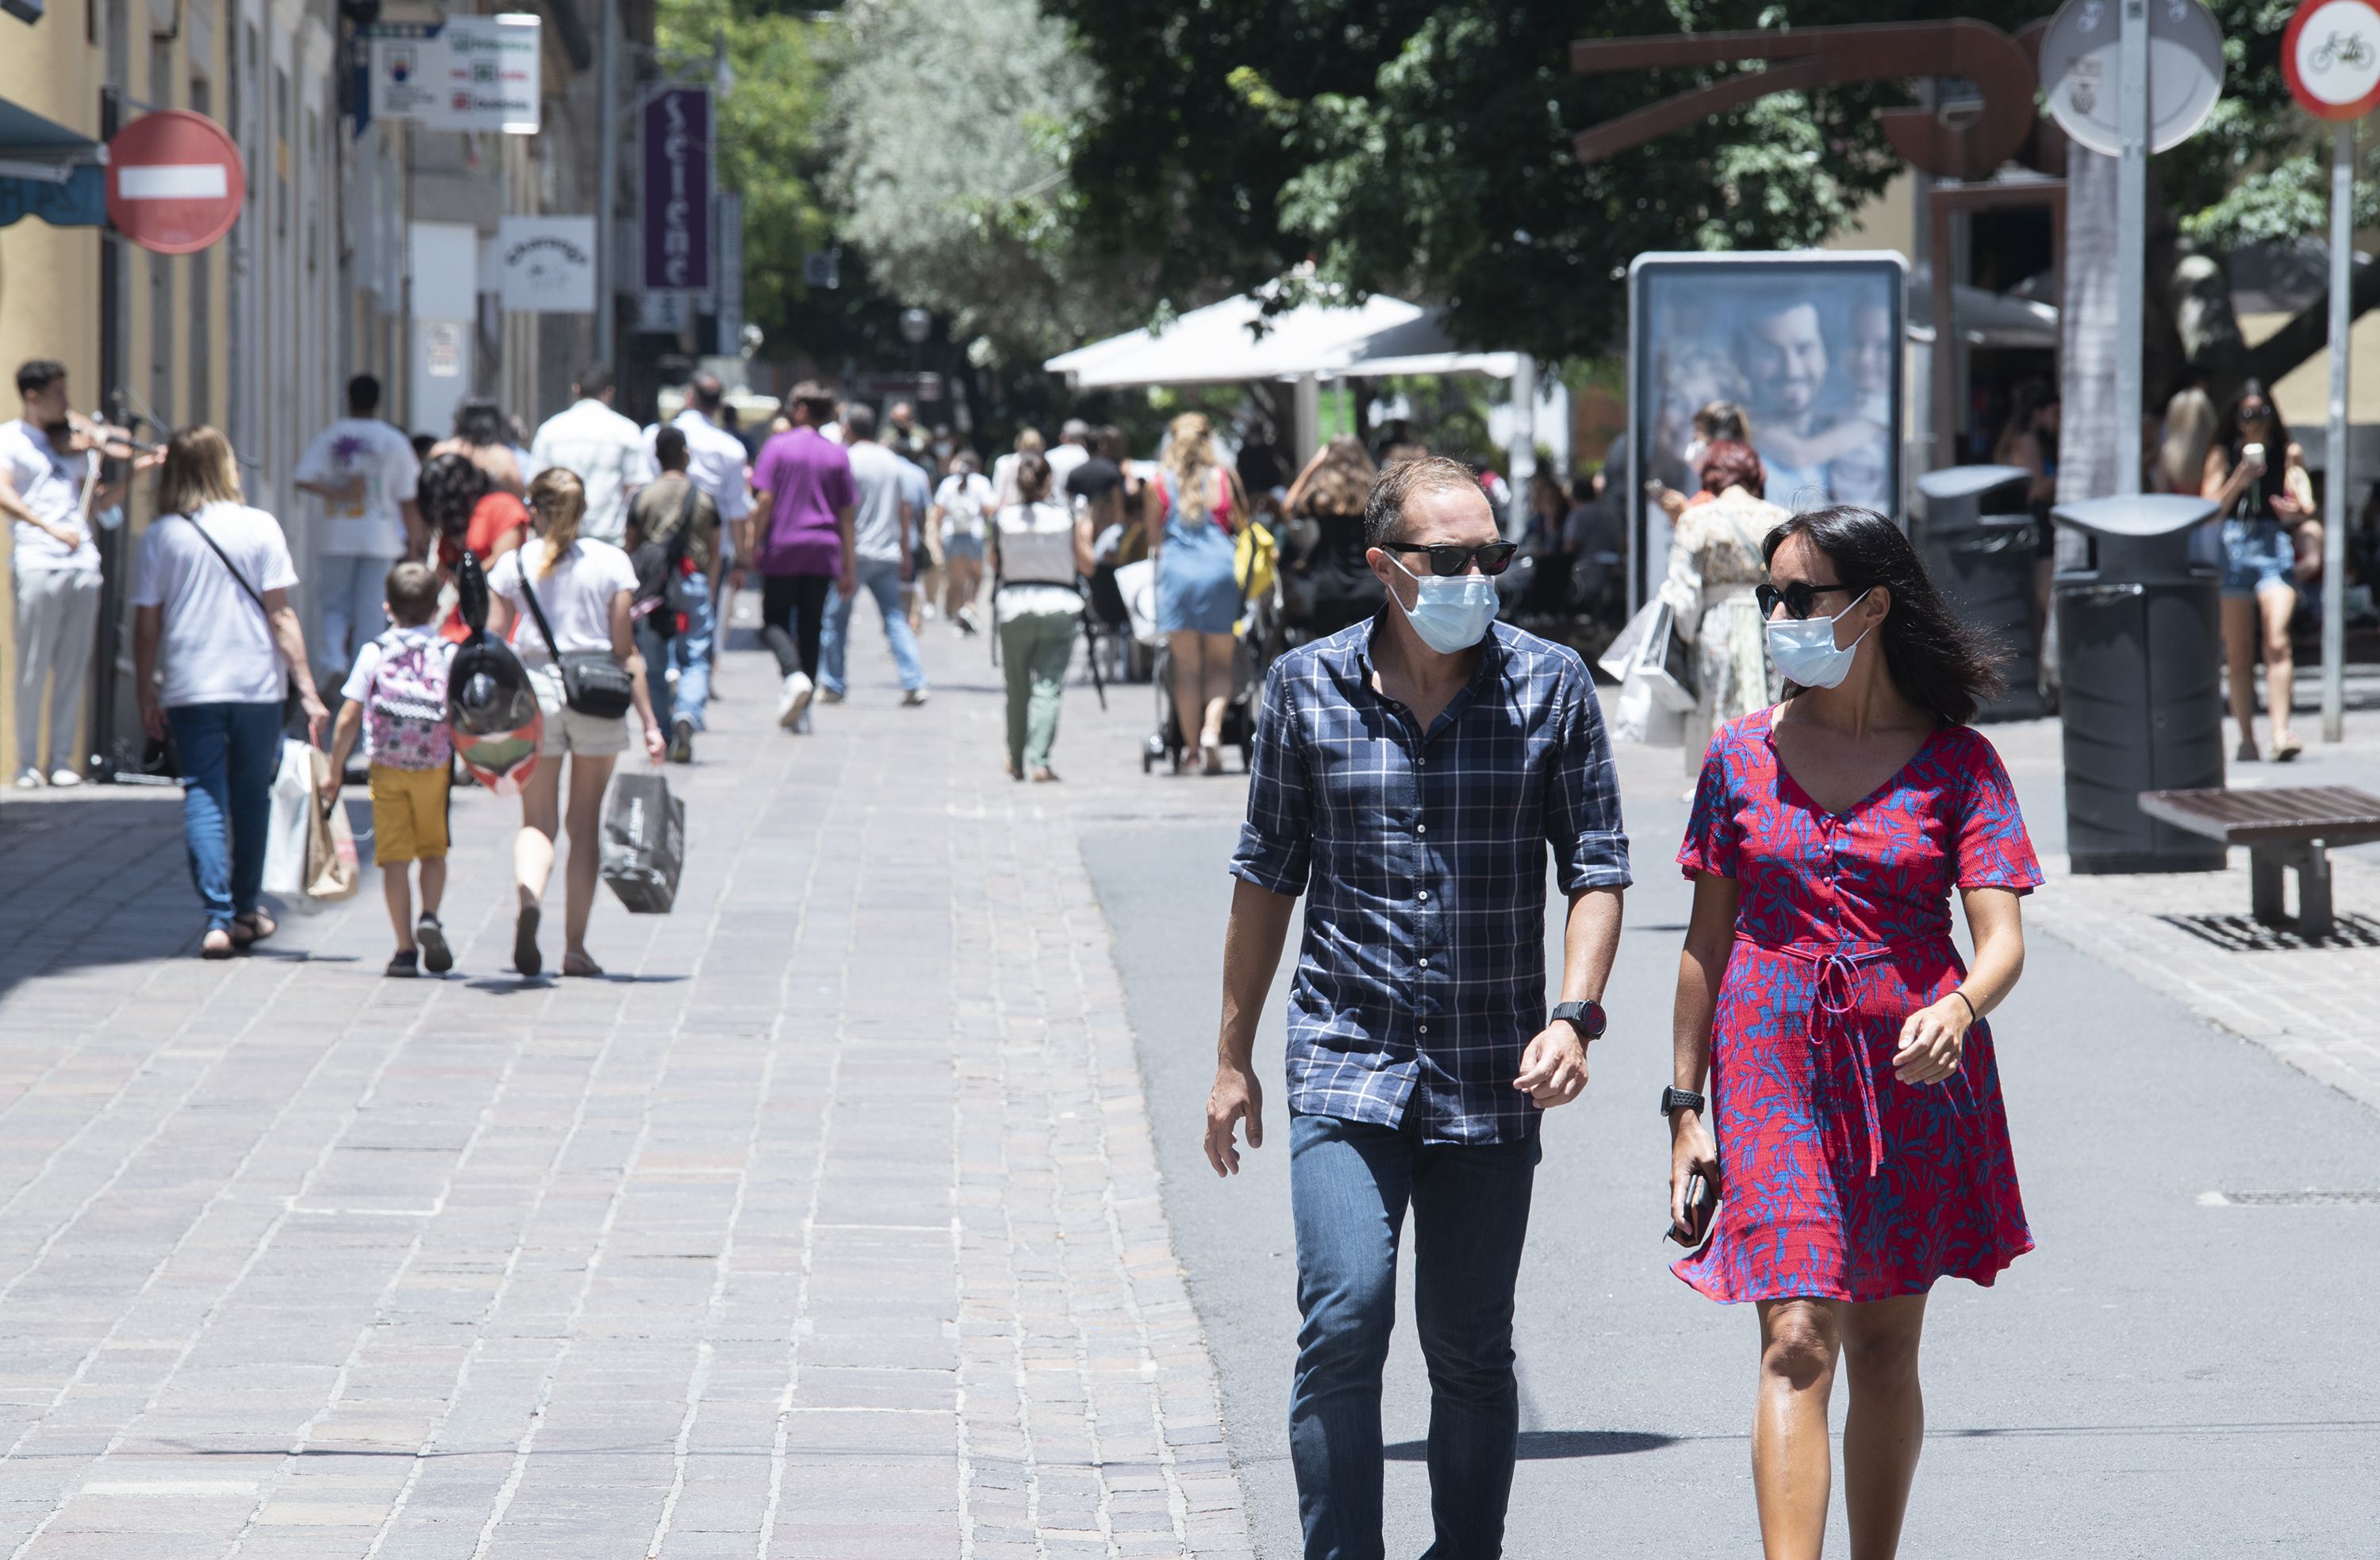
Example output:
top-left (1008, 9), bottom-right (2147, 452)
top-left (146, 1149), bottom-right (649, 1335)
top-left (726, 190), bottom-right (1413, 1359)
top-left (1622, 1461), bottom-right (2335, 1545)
top-left (0, 617), bottom-right (1253, 1559)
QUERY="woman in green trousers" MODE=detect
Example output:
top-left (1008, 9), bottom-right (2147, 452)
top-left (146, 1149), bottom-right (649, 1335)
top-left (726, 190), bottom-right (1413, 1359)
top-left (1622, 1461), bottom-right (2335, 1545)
top-left (991, 451), bottom-right (1095, 781)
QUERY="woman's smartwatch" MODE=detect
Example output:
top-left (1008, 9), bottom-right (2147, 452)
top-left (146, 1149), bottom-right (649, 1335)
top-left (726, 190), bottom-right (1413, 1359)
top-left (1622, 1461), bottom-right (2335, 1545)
top-left (1550, 999), bottom-right (1606, 1041)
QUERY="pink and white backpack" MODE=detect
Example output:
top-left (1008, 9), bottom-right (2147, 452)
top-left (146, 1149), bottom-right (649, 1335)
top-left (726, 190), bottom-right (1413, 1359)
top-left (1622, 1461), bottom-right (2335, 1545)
top-left (367, 632), bottom-right (454, 770)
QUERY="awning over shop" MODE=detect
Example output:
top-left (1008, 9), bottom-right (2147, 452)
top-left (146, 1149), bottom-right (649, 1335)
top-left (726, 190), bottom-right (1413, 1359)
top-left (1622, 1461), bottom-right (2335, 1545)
top-left (0, 97), bottom-right (106, 229)
top-left (1046, 287), bottom-right (1518, 389)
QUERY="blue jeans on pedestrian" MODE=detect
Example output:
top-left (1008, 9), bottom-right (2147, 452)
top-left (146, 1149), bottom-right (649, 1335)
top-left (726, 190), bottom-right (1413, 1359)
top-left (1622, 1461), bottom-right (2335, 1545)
top-left (670, 570), bottom-right (716, 728)
top-left (820, 556), bottom-right (927, 695)
top-left (1288, 1112), bottom-right (1541, 1560)
top-left (167, 701), bottom-right (284, 934)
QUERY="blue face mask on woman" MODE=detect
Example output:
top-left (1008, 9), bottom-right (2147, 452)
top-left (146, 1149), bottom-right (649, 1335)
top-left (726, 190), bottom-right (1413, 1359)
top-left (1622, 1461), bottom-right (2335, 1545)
top-left (1764, 589), bottom-right (1875, 689)
top-left (1389, 555), bottom-right (1500, 654)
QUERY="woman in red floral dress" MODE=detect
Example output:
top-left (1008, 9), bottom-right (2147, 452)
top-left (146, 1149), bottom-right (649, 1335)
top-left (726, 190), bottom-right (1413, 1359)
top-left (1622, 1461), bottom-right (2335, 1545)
top-left (1668, 505), bottom-right (2040, 1560)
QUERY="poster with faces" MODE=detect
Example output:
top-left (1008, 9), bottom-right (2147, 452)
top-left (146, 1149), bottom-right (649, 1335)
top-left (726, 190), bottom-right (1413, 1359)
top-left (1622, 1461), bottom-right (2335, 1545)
top-left (1627, 253), bottom-right (1905, 608)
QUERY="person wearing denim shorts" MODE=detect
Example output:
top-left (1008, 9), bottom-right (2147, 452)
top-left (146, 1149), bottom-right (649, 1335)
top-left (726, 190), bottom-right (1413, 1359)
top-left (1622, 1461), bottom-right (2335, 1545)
top-left (2202, 381), bottom-right (2318, 763)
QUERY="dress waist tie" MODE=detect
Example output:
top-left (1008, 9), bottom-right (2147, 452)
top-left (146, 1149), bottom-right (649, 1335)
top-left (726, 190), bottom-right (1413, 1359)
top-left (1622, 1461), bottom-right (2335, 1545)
top-left (1738, 934), bottom-right (1952, 1178)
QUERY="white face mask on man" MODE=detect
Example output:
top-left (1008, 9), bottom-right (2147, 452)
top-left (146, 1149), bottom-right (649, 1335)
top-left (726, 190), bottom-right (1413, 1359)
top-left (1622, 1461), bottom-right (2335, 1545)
top-left (1388, 555), bottom-right (1499, 655)
top-left (1763, 589), bottom-right (1875, 689)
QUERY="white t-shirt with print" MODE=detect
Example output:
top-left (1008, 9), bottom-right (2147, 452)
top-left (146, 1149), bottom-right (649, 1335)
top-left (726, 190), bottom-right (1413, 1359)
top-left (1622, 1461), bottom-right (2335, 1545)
top-left (291, 417), bottom-right (420, 559)
top-left (488, 536), bottom-right (638, 663)
top-left (0, 418), bottom-right (101, 573)
top-left (130, 502), bottom-right (300, 708)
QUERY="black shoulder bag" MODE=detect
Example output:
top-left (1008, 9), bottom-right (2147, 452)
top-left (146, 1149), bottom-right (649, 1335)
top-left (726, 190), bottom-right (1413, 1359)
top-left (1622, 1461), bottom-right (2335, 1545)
top-left (516, 543), bottom-right (638, 719)
top-left (175, 513), bottom-right (305, 728)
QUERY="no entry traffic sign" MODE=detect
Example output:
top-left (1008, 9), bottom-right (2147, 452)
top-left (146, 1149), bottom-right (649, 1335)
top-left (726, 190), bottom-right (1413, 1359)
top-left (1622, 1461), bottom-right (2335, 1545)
top-left (2285, 0), bottom-right (2380, 118)
top-left (105, 110), bottom-right (245, 255)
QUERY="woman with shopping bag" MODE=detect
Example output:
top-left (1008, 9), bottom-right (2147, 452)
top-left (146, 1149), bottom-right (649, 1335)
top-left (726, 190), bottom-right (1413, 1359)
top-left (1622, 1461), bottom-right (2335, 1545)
top-left (485, 467), bottom-right (665, 978)
top-left (130, 426), bottom-right (328, 959)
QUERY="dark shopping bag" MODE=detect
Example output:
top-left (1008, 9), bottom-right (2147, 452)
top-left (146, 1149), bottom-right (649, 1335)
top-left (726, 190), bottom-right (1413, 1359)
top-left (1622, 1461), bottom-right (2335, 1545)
top-left (601, 772), bottom-right (685, 913)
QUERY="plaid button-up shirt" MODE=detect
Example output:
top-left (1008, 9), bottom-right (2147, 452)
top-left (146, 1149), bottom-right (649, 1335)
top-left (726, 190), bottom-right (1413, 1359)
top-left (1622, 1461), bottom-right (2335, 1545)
top-left (1230, 617), bottom-right (1631, 1144)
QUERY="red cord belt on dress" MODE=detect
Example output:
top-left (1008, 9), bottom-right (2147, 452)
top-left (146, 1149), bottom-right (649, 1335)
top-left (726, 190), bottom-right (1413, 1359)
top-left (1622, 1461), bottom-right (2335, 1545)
top-left (1734, 933), bottom-right (1956, 1178)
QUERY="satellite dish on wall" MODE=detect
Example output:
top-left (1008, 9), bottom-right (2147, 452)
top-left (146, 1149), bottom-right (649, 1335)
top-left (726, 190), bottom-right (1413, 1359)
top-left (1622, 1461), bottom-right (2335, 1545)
top-left (2039, 0), bottom-right (2226, 156)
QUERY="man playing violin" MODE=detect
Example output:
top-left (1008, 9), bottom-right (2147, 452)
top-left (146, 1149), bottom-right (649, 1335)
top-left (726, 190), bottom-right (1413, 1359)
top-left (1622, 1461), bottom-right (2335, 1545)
top-left (2, 359), bottom-right (160, 787)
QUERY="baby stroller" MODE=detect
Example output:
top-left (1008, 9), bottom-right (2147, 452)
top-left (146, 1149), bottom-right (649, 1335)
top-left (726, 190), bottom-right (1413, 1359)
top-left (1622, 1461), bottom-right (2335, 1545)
top-left (1142, 591), bottom-right (1280, 773)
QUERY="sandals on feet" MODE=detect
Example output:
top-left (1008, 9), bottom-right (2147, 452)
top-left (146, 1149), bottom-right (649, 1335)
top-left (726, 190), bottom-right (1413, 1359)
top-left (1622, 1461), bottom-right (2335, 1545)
top-left (2272, 733), bottom-right (2304, 762)
top-left (513, 905), bottom-right (543, 978)
top-left (561, 951), bottom-right (605, 978)
top-left (200, 927), bottom-right (236, 960)
top-left (229, 910), bottom-right (277, 947)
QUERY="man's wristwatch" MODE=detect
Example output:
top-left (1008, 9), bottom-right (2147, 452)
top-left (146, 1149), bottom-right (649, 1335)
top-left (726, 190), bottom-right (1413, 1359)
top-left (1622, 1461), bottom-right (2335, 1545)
top-left (1659, 1085), bottom-right (1706, 1117)
top-left (1549, 999), bottom-right (1606, 1042)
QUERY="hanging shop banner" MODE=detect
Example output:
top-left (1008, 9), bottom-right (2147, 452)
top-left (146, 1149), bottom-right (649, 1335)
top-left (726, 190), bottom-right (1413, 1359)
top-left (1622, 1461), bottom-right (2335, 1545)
top-left (641, 87), bottom-right (712, 293)
top-left (496, 215), bottom-right (596, 312)
top-left (368, 15), bottom-right (541, 135)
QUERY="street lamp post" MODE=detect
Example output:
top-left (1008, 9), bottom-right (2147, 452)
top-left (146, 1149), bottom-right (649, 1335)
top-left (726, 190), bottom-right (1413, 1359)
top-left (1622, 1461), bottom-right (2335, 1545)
top-left (595, 0), bottom-right (618, 369)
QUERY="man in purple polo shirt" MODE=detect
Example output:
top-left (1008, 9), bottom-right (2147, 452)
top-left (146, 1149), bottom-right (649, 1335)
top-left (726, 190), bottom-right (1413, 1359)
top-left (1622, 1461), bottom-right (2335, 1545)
top-left (750, 382), bottom-right (858, 732)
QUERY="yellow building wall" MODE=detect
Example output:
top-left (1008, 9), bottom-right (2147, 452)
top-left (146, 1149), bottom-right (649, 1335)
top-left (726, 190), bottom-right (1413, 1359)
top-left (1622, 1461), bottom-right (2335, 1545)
top-left (2, 1), bottom-right (228, 776)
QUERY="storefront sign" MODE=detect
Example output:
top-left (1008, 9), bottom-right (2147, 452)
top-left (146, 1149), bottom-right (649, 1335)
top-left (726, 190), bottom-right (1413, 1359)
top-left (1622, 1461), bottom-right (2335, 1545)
top-left (496, 215), bottom-right (595, 312)
top-left (641, 88), bottom-right (711, 293)
top-left (368, 15), bottom-right (541, 135)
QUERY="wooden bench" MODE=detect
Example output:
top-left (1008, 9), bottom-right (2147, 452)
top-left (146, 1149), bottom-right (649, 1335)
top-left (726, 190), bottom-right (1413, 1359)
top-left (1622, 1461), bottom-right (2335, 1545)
top-left (2135, 786), bottom-right (2380, 939)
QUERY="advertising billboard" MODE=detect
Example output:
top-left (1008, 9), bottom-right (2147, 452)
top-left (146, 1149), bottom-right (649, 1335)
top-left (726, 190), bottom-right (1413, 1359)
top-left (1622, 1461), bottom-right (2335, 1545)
top-left (1627, 252), bottom-right (1905, 607)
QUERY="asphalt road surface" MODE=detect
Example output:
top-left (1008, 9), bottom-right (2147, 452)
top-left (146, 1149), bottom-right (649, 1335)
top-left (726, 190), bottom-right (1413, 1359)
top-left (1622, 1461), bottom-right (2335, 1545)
top-left (1084, 769), bottom-right (2380, 1557)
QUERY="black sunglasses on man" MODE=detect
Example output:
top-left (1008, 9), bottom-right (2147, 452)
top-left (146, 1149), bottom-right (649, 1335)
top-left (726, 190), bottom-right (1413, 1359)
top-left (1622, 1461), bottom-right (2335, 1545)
top-left (1378, 540), bottom-right (1521, 577)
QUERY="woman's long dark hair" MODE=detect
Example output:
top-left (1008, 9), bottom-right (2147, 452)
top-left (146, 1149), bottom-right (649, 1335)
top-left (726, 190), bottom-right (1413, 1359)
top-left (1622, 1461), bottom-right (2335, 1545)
top-left (417, 451), bottom-right (489, 540)
top-left (1762, 505), bottom-right (2005, 725)
top-left (2214, 376), bottom-right (2290, 455)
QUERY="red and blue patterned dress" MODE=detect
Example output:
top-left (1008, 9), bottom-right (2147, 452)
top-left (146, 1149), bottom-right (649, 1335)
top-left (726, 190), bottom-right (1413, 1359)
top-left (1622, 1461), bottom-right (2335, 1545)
top-left (1675, 709), bottom-right (2042, 1304)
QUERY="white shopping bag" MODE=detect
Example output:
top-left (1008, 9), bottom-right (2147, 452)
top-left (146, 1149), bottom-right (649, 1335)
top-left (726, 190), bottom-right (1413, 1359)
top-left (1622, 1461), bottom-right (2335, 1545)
top-left (259, 738), bottom-right (314, 896)
top-left (1111, 558), bottom-right (1161, 646)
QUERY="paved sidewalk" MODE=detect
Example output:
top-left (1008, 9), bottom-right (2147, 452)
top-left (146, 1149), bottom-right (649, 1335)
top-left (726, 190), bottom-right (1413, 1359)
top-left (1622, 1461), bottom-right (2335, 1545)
top-left (0, 619), bottom-right (1252, 1559)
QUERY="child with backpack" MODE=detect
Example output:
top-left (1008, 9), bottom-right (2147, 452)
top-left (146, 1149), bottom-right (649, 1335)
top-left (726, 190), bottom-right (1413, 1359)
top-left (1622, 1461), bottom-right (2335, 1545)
top-left (322, 562), bottom-right (459, 976)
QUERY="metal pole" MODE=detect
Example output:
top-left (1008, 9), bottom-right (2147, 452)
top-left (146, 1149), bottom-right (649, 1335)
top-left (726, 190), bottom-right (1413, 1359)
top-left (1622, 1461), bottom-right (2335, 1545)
top-left (595, 0), bottom-right (618, 369)
top-left (2324, 118), bottom-right (2351, 743)
top-left (2113, 0), bottom-right (2148, 498)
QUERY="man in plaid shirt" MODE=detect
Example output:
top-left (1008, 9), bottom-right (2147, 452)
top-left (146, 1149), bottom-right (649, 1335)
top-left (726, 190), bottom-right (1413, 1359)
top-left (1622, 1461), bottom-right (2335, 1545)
top-left (1207, 455), bottom-right (1629, 1558)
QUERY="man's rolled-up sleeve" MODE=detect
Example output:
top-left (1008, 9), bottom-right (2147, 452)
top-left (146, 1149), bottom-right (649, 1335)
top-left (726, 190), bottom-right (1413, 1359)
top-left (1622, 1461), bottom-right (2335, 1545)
top-left (1228, 661), bottom-right (1313, 897)
top-left (1546, 656), bottom-right (1631, 893)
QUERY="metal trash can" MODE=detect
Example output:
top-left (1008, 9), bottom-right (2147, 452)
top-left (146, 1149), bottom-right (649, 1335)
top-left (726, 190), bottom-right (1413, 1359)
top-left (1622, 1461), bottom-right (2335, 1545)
top-left (2052, 494), bottom-right (2225, 874)
top-left (1912, 465), bottom-right (2044, 720)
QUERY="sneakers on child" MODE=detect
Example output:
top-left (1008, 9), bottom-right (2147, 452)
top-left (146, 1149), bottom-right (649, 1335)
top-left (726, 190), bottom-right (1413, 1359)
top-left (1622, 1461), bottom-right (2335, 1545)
top-left (416, 915), bottom-right (452, 974)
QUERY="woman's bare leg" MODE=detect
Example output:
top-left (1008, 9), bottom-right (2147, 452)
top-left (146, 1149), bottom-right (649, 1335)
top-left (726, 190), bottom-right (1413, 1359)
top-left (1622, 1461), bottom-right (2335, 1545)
top-left (2258, 584), bottom-right (2298, 749)
top-left (562, 752), bottom-right (617, 964)
top-left (516, 755), bottom-right (562, 907)
top-left (1841, 1293), bottom-right (1929, 1560)
top-left (1198, 630), bottom-right (1235, 747)
top-left (1753, 1298), bottom-right (1840, 1560)
top-left (2220, 595), bottom-right (2261, 756)
top-left (1168, 631), bottom-right (1206, 753)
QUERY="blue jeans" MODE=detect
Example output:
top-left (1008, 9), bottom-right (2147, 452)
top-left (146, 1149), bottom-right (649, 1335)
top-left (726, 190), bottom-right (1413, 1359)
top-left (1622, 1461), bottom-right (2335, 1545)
top-left (670, 571), bottom-right (716, 728)
top-left (1289, 1112), bottom-right (1540, 1560)
top-left (167, 701), bottom-right (285, 933)
top-left (820, 556), bottom-right (927, 694)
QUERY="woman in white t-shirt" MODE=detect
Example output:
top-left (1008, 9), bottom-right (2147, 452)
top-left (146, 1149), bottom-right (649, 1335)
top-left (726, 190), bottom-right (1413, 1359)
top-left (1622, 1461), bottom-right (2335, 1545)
top-left (931, 450), bottom-right (996, 633)
top-left (487, 467), bottom-right (664, 979)
top-left (988, 451), bottom-right (1092, 782)
top-left (130, 426), bottom-right (328, 958)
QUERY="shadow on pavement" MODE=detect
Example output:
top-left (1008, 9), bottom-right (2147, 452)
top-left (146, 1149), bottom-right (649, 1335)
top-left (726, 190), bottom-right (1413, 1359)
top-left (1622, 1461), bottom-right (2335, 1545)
top-left (1384, 1430), bottom-right (1679, 1462)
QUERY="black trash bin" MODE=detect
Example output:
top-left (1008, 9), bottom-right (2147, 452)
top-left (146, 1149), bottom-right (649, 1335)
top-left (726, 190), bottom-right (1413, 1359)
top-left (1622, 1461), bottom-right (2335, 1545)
top-left (2052, 494), bottom-right (2225, 874)
top-left (1912, 465), bottom-right (2043, 720)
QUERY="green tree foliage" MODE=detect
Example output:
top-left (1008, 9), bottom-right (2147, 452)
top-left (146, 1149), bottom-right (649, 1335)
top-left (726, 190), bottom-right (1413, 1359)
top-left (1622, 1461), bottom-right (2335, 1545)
top-left (1049, 0), bottom-right (2044, 363)
top-left (823, 0), bottom-right (1141, 367)
top-left (654, 0), bottom-right (836, 346)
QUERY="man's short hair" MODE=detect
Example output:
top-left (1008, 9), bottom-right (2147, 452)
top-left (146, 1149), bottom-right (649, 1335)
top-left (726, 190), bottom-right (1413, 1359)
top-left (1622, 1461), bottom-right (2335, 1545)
top-left (843, 402), bottom-right (878, 442)
top-left (347, 375), bottom-right (382, 416)
top-left (789, 381), bottom-right (836, 425)
top-left (1363, 455), bottom-right (1487, 548)
top-left (15, 359), bottom-right (67, 398)
top-left (654, 425), bottom-right (689, 469)
top-left (1095, 425), bottom-right (1127, 462)
top-left (576, 364), bottom-right (616, 400)
top-left (1060, 418), bottom-right (1090, 444)
top-left (383, 561), bottom-right (442, 627)
top-left (689, 371), bottom-right (724, 412)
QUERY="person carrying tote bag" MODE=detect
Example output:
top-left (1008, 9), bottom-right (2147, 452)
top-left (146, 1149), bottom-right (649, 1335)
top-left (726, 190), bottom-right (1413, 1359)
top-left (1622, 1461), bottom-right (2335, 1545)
top-left (486, 467), bottom-right (664, 979)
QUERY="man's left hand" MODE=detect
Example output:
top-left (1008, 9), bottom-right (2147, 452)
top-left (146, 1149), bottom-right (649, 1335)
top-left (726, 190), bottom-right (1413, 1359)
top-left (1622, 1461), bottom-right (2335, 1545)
top-left (1514, 1024), bottom-right (1590, 1109)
